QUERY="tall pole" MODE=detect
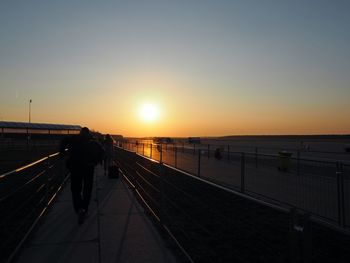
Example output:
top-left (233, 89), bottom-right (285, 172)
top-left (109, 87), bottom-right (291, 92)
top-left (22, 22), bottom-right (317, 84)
top-left (27, 99), bottom-right (32, 143)
top-left (29, 99), bottom-right (32, 124)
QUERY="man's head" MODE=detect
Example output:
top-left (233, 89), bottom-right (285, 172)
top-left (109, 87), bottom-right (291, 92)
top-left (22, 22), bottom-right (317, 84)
top-left (80, 127), bottom-right (91, 139)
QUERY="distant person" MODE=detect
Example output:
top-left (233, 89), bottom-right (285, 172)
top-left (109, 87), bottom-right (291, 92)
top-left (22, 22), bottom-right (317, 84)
top-left (60, 127), bottom-right (104, 225)
top-left (214, 148), bottom-right (222, 160)
top-left (103, 134), bottom-right (114, 175)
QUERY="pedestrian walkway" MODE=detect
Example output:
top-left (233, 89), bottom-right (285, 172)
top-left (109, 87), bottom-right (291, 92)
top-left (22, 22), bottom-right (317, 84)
top-left (16, 165), bottom-right (177, 263)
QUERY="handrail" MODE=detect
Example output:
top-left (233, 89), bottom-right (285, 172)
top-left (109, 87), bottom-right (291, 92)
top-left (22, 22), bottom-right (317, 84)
top-left (116, 146), bottom-right (350, 263)
top-left (0, 152), bottom-right (61, 179)
top-left (1, 149), bottom-right (67, 263)
top-left (5, 172), bottom-right (69, 263)
top-left (119, 167), bottom-right (195, 263)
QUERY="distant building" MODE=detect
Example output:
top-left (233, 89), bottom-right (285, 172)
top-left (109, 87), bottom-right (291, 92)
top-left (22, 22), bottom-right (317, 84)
top-left (0, 121), bottom-right (81, 139)
top-left (153, 137), bottom-right (173, 144)
top-left (188, 137), bottom-right (201, 144)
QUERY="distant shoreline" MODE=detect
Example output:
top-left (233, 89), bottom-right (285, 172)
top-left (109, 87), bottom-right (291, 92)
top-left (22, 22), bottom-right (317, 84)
top-left (217, 134), bottom-right (350, 140)
top-left (127, 134), bottom-right (350, 141)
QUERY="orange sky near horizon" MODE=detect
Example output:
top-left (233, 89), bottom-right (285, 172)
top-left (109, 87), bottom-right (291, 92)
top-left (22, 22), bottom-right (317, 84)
top-left (1, 69), bottom-right (349, 137)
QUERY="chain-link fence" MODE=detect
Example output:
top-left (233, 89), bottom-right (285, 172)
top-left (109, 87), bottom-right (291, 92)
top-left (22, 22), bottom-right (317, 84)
top-left (115, 146), bottom-right (350, 263)
top-left (121, 141), bottom-right (349, 229)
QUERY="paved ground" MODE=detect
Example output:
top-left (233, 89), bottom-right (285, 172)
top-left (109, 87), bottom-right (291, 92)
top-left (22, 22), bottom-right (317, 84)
top-left (16, 165), bottom-right (177, 263)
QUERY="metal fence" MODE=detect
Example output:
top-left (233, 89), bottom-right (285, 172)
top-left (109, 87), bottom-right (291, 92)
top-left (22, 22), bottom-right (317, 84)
top-left (0, 142), bottom-right (60, 175)
top-left (0, 152), bottom-right (68, 263)
top-left (122, 141), bottom-right (350, 229)
top-left (114, 146), bottom-right (350, 263)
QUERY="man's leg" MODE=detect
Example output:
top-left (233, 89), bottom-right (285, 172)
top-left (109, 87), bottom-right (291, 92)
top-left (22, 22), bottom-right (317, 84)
top-left (70, 170), bottom-right (83, 213)
top-left (82, 166), bottom-right (94, 212)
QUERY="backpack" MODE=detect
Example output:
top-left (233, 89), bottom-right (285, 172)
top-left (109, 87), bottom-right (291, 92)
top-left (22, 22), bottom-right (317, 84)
top-left (88, 141), bottom-right (105, 165)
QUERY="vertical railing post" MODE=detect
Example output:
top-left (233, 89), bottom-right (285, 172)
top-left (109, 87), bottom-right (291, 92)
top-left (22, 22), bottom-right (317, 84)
top-left (61, 152), bottom-right (66, 185)
top-left (193, 144), bottom-right (196, 155)
top-left (45, 154), bottom-right (51, 205)
top-left (207, 144), bottom-right (210, 158)
top-left (150, 144), bottom-right (153, 159)
top-left (142, 143), bottom-right (145, 156)
top-left (227, 145), bottom-right (230, 161)
top-left (297, 150), bottom-right (300, 176)
top-left (175, 145), bottom-right (178, 168)
top-left (241, 152), bottom-right (245, 193)
top-left (289, 208), bottom-right (312, 263)
top-left (337, 162), bottom-right (345, 227)
top-left (160, 144), bottom-right (163, 163)
top-left (182, 142), bottom-right (185, 153)
top-left (197, 150), bottom-right (201, 177)
top-left (159, 162), bottom-right (165, 225)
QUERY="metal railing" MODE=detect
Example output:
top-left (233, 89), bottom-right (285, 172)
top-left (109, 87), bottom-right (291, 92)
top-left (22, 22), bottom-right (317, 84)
top-left (114, 146), bottom-right (350, 262)
top-left (121, 141), bottom-right (350, 229)
top-left (0, 152), bottom-right (68, 263)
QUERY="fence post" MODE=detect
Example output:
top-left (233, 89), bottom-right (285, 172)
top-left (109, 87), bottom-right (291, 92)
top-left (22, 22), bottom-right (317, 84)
top-left (289, 208), bottom-right (312, 263)
top-left (193, 144), bottom-right (196, 155)
top-left (175, 145), bottom-right (178, 168)
top-left (160, 144), bottom-right (163, 163)
top-left (297, 150), bottom-right (300, 176)
top-left (159, 162), bottom-right (165, 225)
top-left (150, 144), bottom-right (153, 159)
top-left (61, 153), bottom-right (66, 185)
top-left (227, 145), bottom-right (230, 161)
top-left (45, 154), bottom-right (51, 205)
top-left (241, 152), bottom-right (245, 193)
top-left (336, 162), bottom-right (345, 227)
top-left (197, 151), bottom-right (201, 177)
top-left (142, 143), bottom-right (145, 156)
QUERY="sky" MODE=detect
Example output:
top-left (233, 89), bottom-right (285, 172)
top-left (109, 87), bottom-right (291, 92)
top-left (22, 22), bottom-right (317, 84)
top-left (0, 0), bottom-right (349, 137)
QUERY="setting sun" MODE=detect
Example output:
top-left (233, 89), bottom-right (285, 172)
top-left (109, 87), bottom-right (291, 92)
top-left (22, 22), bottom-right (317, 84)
top-left (139, 103), bottom-right (159, 122)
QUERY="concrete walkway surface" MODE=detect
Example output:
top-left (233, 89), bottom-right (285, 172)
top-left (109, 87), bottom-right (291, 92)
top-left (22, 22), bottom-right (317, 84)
top-left (16, 166), bottom-right (177, 263)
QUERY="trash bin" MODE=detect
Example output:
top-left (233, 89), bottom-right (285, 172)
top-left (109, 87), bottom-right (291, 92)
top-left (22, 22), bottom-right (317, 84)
top-left (278, 151), bottom-right (292, 172)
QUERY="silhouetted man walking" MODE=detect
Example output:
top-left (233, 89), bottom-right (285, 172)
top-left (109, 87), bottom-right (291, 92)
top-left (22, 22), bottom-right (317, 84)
top-left (103, 134), bottom-right (114, 175)
top-left (60, 127), bottom-right (104, 225)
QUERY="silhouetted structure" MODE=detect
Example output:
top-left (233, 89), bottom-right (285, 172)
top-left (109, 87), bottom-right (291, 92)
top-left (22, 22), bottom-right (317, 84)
top-left (0, 121), bottom-right (81, 139)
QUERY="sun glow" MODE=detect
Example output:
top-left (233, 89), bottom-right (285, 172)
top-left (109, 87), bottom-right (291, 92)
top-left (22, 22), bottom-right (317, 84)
top-left (139, 103), bottom-right (159, 122)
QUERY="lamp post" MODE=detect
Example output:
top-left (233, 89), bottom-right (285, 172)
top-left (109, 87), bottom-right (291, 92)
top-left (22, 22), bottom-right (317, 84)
top-left (29, 99), bottom-right (32, 124)
top-left (27, 99), bottom-right (32, 143)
